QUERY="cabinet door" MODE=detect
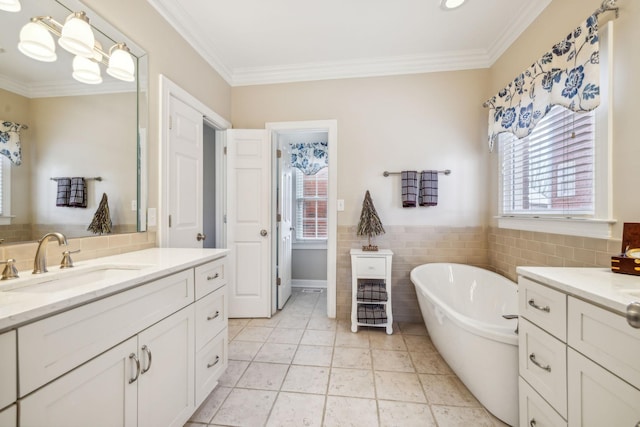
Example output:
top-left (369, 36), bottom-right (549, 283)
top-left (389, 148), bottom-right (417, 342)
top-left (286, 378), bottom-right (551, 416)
top-left (0, 330), bottom-right (16, 410)
top-left (568, 349), bottom-right (640, 427)
top-left (137, 305), bottom-right (195, 427)
top-left (19, 337), bottom-right (137, 427)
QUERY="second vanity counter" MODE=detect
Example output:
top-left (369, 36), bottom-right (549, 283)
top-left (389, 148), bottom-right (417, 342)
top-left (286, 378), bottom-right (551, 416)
top-left (0, 247), bottom-right (229, 333)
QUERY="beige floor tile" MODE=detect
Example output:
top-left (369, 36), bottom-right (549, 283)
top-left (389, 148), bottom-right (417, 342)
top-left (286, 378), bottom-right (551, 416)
top-left (253, 342), bottom-right (298, 364)
top-left (281, 365), bottom-right (330, 394)
top-left (300, 329), bottom-right (336, 346)
top-left (323, 396), bottom-right (379, 427)
top-left (397, 322), bottom-right (429, 336)
top-left (332, 347), bottom-right (372, 369)
top-left (403, 334), bottom-right (437, 353)
top-left (374, 371), bottom-right (427, 403)
top-left (188, 386), bottom-right (232, 423)
top-left (410, 352), bottom-right (453, 375)
top-left (247, 317), bottom-right (281, 327)
top-left (234, 326), bottom-right (274, 342)
top-left (266, 392), bottom-right (325, 427)
top-left (277, 315), bottom-right (311, 329)
top-left (307, 316), bottom-right (338, 331)
top-left (369, 331), bottom-right (407, 351)
top-left (211, 388), bottom-right (277, 426)
top-left (335, 330), bottom-right (370, 348)
top-left (430, 405), bottom-right (495, 427)
top-left (228, 318), bottom-right (250, 328)
top-left (328, 367), bottom-right (375, 398)
top-left (293, 344), bottom-right (333, 367)
top-left (372, 349), bottom-right (414, 372)
top-left (419, 374), bottom-right (480, 407)
top-left (378, 400), bottom-right (437, 427)
top-left (217, 360), bottom-right (249, 387)
top-left (228, 340), bottom-right (263, 361)
top-left (236, 362), bottom-right (289, 390)
top-left (227, 324), bottom-right (243, 341)
top-left (267, 327), bottom-right (304, 344)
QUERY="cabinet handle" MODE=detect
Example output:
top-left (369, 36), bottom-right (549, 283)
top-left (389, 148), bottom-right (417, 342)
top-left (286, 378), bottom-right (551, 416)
top-left (207, 311), bottom-right (220, 321)
top-left (207, 273), bottom-right (220, 280)
top-left (207, 355), bottom-right (220, 368)
top-left (141, 345), bottom-right (152, 374)
top-left (528, 299), bottom-right (550, 313)
top-left (529, 419), bottom-right (537, 427)
top-left (529, 353), bottom-right (551, 372)
top-left (129, 353), bottom-right (140, 384)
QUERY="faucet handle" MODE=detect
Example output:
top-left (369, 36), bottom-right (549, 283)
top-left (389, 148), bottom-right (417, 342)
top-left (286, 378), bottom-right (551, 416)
top-left (60, 250), bottom-right (81, 269)
top-left (0, 259), bottom-right (19, 280)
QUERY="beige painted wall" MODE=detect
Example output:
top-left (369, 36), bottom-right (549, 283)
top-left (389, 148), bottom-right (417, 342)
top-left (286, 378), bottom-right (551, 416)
top-left (232, 70), bottom-right (491, 228)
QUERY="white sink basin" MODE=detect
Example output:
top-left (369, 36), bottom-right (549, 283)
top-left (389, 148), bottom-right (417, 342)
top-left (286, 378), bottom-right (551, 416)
top-left (0, 264), bottom-right (152, 294)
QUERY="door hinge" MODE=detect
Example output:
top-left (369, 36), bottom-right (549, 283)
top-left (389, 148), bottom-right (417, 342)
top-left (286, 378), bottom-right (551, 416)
top-left (169, 115), bottom-right (172, 130)
top-left (277, 277), bottom-right (281, 286)
top-left (224, 146), bottom-right (227, 155)
top-left (223, 214), bottom-right (227, 224)
top-left (276, 213), bottom-right (281, 222)
top-left (168, 214), bottom-right (172, 228)
top-left (276, 149), bottom-right (282, 158)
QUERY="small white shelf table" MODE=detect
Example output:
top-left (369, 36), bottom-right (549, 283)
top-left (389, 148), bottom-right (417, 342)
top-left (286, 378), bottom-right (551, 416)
top-left (350, 249), bottom-right (393, 334)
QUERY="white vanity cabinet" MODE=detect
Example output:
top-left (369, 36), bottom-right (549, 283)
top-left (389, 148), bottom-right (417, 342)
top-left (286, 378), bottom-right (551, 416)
top-left (5, 251), bottom-right (229, 427)
top-left (0, 330), bottom-right (16, 427)
top-left (518, 271), bottom-right (640, 427)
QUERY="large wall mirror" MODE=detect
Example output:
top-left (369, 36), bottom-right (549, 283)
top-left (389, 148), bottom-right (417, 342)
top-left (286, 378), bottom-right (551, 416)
top-left (0, 0), bottom-right (148, 244)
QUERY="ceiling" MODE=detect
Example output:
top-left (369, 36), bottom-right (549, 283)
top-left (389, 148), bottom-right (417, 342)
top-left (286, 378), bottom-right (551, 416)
top-left (147, 0), bottom-right (552, 87)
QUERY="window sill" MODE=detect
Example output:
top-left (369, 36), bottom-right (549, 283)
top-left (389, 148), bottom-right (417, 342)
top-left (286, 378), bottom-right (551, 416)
top-left (496, 216), bottom-right (616, 239)
top-left (293, 240), bottom-right (328, 250)
top-left (0, 216), bottom-right (13, 226)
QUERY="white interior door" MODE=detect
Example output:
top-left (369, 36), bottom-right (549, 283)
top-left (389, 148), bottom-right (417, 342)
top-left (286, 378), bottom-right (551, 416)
top-left (168, 95), bottom-right (204, 248)
top-left (277, 143), bottom-right (293, 309)
top-left (226, 129), bottom-right (271, 318)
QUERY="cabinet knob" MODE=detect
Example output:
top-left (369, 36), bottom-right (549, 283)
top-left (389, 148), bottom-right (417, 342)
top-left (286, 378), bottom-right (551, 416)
top-left (197, 233), bottom-right (206, 241)
top-left (627, 302), bottom-right (640, 329)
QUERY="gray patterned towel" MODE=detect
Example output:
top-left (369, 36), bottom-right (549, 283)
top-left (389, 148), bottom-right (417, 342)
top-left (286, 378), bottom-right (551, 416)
top-left (69, 177), bottom-right (87, 208)
top-left (357, 304), bottom-right (387, 324)
top-left (419, 170), bottom-right (438, 206)
top-left (357, 282), bottom-right (388, 302)
top-left (56, 178), bottom-right (71, 207)
top-left (401, 170), bottom-right (418, 207)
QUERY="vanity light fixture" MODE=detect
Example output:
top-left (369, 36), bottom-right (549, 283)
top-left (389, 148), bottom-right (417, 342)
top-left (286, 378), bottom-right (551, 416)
top-left (17, 11), bottom-right (136, 84)
top-left (440, 0), bottom-right (467, 10)
top-left (0, 0), bottom-right (21, 13)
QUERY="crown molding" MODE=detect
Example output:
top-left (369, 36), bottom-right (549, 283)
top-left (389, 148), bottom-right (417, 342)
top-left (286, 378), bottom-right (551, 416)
top-left (0, 74), bottom-right (136, 98)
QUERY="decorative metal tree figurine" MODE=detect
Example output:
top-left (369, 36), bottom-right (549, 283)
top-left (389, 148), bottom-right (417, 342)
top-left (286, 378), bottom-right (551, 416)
top-left (87, 193), bottom-right (113, 235)
top-left (357, 190), bottom-right (385, 251)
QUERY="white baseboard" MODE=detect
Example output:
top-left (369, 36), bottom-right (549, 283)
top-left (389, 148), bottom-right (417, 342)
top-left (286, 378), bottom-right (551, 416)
top-left (292, 279), bottom-right (327, 289)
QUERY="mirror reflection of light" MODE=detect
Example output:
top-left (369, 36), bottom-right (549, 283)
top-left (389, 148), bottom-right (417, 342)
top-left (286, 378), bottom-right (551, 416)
top-left (469, 280), bottom-right (477, 303)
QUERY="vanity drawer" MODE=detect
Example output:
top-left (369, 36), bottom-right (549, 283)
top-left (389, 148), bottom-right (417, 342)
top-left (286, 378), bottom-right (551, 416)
top-left (195, 328), bottom-right (227, 407)
top-left (18, 270), bottom-right (194, 396)
top-left (354, 257), bottom-right (386, 278)
top-left (195, 285), bottom-right (227, 350)
top-left (519, 377), bottom-right (567, 427)
top-left (519, 277), bottom-right (567, 341)
top-left (519, 318), bottom-right (567, 418)
top-left (568, 296), bottom-right (640, 390)
top-left (0, 330), bottom-right (16, 411)
top-left (195, 257), bottom-right (226, 300)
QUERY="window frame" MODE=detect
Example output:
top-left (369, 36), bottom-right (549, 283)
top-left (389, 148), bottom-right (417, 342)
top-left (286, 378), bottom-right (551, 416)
top-left (0, 156), bottom-right (12, 225)
top-left (293, 167), bottom-right (328, 248)
top-left (496, 22), bottom-right (614, 239)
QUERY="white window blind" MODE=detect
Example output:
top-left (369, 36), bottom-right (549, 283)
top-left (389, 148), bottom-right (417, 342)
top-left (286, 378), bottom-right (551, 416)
top-left (499, 105), bottom-right (596, 217)
top-left (295, 167), bottom-right (328, 240)
top-left (0, 158), bottom-right (5, 216)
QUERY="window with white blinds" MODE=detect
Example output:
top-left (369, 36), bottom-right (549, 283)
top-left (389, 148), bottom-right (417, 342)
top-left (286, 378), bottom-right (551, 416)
top-left (295, 167), bottom-right (328, 240)
top-left (499, 105), bottom-right (596, 217)
top-left (0, 158), bottom-right (4, 216)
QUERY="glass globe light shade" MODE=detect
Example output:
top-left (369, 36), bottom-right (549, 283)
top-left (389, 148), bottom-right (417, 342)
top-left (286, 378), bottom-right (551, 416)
top-left (18, 21), bottom-right (57, 62)
top-left (72, 55), bottom-right (102, 85)
top-left (58, 12), bottom-right (95, 58)
top-left (440, 0), bottom-right (466, 10)
top-left (0, 0), bottom-right (21, 12)
top-left (107, 44), bottom-right (135, 82)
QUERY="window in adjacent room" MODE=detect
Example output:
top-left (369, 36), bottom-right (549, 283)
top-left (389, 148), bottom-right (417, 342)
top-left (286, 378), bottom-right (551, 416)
top-left (294, 167), bottom-right (328, 241)
top-left (0, 156), bottom-right (11, 225)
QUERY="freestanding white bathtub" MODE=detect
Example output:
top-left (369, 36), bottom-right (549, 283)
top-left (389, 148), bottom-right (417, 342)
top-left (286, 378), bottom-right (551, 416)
top-left (410, 263), bottom-right (519, 426)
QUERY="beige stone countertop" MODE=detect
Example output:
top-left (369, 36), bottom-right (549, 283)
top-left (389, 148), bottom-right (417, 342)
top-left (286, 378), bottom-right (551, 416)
top-left (517, 266), bottom-right (640, 316)
top-left (0, 247), bottom-right (229, 332)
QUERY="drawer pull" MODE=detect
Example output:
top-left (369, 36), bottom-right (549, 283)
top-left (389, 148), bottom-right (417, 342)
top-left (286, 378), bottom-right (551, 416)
top-left (529, 353), bottom-right (551, 372)
top-left (207, 355), bottom-right (220, 368)
top-left (141, 345), bottom-right (152, 374)
top-left (207, 273), bottom-right (220, 280)
top-left (528, 299), bottom-right (550, 313)
top-left (529, 419), bottom-right (537, 427)
top-left (627, 302), bottom-right (640, 329)
top-left (207, 311), bottom-right (221, 321)
top-left (129, 353), bottom-right (140, 384)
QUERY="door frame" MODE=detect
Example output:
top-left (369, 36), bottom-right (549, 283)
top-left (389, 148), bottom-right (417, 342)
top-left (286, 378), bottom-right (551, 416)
top-left (158, 75), bottom-right (231, 247)
top-left (266, 120), bottom-right (338, 318)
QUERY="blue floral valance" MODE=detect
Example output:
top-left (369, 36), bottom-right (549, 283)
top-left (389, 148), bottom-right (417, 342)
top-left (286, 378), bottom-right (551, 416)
top-left (290, 142), bottom-right (328, 175)
top-left (0, 121), bottom-right (27, 166)
top-left (484, 14), bottom-right (600, 151)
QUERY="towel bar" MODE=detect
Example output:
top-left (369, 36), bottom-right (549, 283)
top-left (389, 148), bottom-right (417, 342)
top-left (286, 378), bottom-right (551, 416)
top-left (383, 170), bottom-right (450, 177)
top-left (50, 177), bottom-right (102, 182)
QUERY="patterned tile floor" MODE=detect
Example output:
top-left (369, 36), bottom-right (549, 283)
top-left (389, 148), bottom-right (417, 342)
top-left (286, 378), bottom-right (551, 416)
top-left (185, 288), bottom-right (510, 427)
